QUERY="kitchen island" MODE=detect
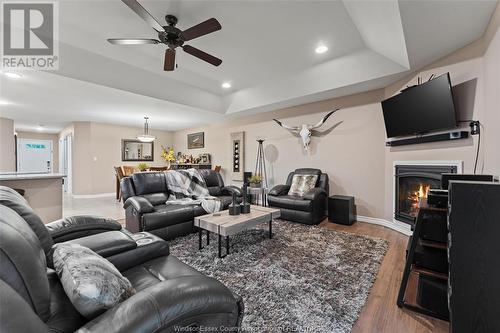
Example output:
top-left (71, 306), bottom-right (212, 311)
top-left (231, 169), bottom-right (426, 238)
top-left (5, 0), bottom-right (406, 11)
top-left (0, 173), bottom-right (64, 222)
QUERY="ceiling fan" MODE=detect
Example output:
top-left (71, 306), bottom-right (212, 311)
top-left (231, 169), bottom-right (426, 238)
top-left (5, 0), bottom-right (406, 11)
top-left (108, 0), bottom-right (222, 71)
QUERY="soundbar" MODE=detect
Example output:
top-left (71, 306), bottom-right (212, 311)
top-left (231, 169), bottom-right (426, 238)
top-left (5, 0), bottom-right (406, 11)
top-left (386, 131), bottom-right (469, 147)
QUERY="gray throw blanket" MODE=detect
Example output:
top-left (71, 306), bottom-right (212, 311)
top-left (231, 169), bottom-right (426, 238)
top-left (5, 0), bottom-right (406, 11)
top-left (164, 169), bottom-right (221, 214)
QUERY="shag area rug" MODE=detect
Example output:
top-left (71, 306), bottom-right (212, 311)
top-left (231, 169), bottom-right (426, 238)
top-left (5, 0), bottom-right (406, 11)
top-left (169, 219), bottom-right (388, 332)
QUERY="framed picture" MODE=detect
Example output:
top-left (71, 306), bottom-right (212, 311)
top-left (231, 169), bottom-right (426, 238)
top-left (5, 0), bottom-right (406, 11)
top-left (230, 131), bottom-right (245, 181)
top-left (121, 139), bottom-right (154, 161)
top-left (200, 153), bottom-right (211, 164)
top-left (188, 132), bottom-right (204, 149)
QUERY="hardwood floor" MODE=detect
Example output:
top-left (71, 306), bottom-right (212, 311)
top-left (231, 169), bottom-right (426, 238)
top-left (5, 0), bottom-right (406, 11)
top-left (319, 220), bottom-right (449, 333)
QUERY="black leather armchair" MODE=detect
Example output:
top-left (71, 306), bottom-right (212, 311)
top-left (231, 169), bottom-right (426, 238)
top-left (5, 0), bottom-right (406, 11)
top-left (267, 168), bottom-right (329, 225)
top-left (0, 198), bottom-right (244, 332)
top-left (121, 170), bottom-right (242, 240)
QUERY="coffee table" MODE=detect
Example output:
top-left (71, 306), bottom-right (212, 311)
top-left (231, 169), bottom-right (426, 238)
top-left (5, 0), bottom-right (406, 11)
top-left (194, 205), bottom-right (281, 258)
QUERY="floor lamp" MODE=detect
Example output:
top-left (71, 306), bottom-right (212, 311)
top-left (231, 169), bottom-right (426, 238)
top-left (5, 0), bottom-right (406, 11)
top-left (254, 139), bottom-right (268, 188)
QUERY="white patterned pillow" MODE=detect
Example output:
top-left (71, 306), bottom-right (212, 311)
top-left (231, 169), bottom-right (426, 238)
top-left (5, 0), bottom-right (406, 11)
top-left (53, 243), bottom-right (135, 319)
top-left (288, 174), bottom-right (319, 197)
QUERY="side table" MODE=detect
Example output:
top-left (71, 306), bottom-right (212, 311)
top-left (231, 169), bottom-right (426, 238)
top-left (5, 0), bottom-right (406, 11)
top-left (247, 186), bottom-right (268, 207)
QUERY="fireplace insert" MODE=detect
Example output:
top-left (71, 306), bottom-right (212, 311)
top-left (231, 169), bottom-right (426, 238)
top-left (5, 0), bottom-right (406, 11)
top-left (395, 164), bottom-right (457, 225)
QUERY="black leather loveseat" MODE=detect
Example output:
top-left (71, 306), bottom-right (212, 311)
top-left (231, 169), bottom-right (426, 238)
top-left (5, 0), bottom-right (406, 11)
top-left (0, 186), bottom-right (244, 332)
top-left (121, 170), bottom-right (242, 240)
top-left (268, 168), bottom-right (329, 225)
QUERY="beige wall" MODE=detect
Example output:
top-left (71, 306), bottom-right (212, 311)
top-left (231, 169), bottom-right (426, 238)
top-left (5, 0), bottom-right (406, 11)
top-left (483, 26), bottom-right (500, 178)
top-left (69, 121), bottom-right (174, 195)
top-left (0, 117), bottom-right (15, 172)
top-left (173, 9), bottom-right (500, 221)
top-left (174, 90), bottom-right (388, 218)
top-left (16, 131), bottom-right (60, 172)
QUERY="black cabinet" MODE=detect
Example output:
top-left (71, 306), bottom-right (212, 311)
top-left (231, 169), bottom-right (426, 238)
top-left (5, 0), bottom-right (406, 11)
top-left (448, 181), bottom-right (500, 333)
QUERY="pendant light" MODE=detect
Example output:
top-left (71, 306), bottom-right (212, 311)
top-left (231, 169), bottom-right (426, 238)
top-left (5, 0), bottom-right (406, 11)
top-left (137, 116), bottom-right (156, 142)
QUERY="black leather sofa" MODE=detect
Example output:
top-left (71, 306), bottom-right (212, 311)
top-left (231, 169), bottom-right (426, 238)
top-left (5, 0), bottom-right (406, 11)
top-left (0, 186), bottom-right (244, 332)
top-left (267, 168), bottom-right (329, 225)
top-left (121, 170), bottom-right (242, 240)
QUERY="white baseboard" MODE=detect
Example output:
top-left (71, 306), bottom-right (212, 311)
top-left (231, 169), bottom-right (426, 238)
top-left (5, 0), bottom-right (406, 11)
top-left (356, 215), bottom-right (412, 236)
top-left (71, 192), bottom-right (115, 199)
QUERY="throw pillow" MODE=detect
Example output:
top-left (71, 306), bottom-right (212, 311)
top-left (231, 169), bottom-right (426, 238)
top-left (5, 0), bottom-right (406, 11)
top-left (52, 243), bottom-right (135, 319)
top-left (288, 174), bottom-right (319, 197)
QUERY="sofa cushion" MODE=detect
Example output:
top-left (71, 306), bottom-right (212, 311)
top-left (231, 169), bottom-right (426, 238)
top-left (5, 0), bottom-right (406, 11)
top-left (267, 195), bottom-right (313, 212)
top-left (53, 243), bottom-right (135, 319)
top-left (143, 204), bottom-right (194, 230)
top-left (208, 186), bottom-right (222, 197)
top-left (294, 168), bottom-right (322, 177)
top-left (288, 174), bottom-right (319, 197)
top-left (107, 232), bottom-right (170, 272)
top-left (123, 255), bottom-right (202, 292)
top-left (198, 169), bottom-right (223, 188)
top-left (63, 231), bottom-right (137, 258)
top-left (140, 192), bottom-right (169, 206)
top-left (131, 172), bottom-right (167, 195)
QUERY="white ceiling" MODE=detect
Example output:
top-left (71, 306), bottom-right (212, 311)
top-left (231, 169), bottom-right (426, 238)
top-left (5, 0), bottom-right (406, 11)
top-left (0, 0), bottom-right (497, 133)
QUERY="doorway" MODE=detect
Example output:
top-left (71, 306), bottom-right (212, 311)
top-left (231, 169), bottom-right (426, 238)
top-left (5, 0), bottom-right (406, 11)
top-left (59, 134), bottom-right (72, 194)
top-left (16, 138), bottom-right (53, 173)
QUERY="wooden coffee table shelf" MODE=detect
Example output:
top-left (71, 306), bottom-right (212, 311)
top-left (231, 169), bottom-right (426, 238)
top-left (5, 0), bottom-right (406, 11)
top-left (194, 205), bottom-right (281, 258)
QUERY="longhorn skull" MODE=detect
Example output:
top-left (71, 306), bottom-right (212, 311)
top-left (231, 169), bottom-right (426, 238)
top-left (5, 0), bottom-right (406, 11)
top-left (273, 109), bottom-right (339, 150)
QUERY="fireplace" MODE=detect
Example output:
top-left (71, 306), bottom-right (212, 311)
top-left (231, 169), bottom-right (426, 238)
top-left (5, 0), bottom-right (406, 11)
top-left (394, 163), bottom-right (459, 225)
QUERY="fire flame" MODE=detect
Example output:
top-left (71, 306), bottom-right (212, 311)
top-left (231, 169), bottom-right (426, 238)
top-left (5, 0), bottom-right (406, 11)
top-left (406, 183), bottom-right (432, 217)
top-left (416, 184), bottom-right (430, 199)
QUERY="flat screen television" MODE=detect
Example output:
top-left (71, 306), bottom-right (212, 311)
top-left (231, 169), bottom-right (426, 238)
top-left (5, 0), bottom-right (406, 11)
top-left (381, 73), bottom-right (457, 138)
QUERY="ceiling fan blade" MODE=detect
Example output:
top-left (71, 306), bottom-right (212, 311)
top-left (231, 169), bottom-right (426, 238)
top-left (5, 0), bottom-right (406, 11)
top-left (107, 38), bottom-right (160, 45)
top-left (182, 45), bottom-right (222, 66)
top-left (164, 49), bottom-right (176, 71)
top-left (181, 18), bottom-right (221, 41)
top-left (121, 0), bottom-right (164, 32)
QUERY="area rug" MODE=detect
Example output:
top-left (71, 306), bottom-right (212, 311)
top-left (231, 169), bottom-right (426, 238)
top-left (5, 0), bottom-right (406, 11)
top-left (169, 220), bottom-right (388, 332)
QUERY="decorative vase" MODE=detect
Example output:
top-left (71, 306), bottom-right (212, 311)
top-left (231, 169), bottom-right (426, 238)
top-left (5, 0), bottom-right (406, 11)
top-left (240, 184), bottom-right (251, 214)
top-left (250, 182), bottom-right (261, 188)
top-left (228, 192), bottom-right (240, 215)
top-left (165, 160), bottom-right (171, 169)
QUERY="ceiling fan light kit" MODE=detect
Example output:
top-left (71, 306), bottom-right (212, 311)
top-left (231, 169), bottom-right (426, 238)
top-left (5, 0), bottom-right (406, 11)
top-left (108, 0), bottom-right (222, 71)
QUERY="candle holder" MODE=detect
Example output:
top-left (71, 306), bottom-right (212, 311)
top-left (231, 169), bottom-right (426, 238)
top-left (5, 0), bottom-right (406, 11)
top-left (240, 184), bottom-right (251, 214)
top-left (228, 192), bottom-right (240, 215)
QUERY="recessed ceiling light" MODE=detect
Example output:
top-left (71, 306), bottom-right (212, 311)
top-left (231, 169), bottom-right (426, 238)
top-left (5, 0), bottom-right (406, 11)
top-left (0, 100), bottom-right (9, 105)
top-left (4, 72), bottom-right (23, 79)
top-left (222, 82), bottom-right (231, 89)
top-left (315, 45), bottom-right (328, 54)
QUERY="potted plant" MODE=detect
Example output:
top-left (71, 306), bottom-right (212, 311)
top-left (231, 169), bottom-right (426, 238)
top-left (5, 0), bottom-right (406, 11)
top-left (248, 175), bottom-right (262, 188)
top-left (137, 163), bottom-right (149, 172)
top-left (161, 146), bottom-right (176, 169)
